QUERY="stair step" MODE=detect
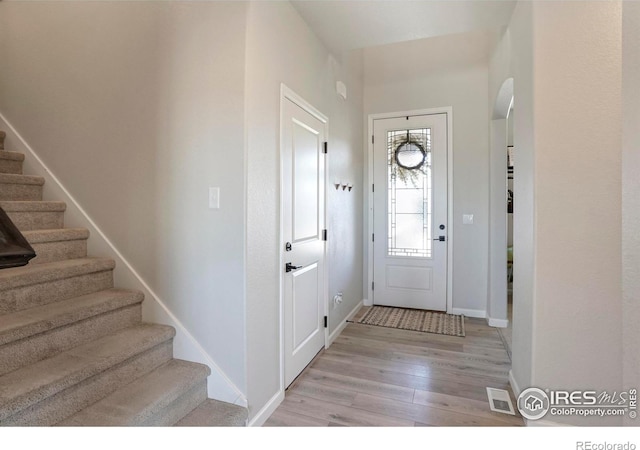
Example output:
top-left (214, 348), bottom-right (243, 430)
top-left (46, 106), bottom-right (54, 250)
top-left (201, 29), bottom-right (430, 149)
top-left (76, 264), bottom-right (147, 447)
top-left (0, 289), bottom-right (144, 376)
top-left (0, 324), bottom-right (175, 426)
top-left (0, 173), bottom-right (44, 201)
top-left (23, 228), bottom-right (90, 264)
top-left (0, 258), bottom-right (115, 314)
top-left (0, 151), bottom-right (24, 175)
top-left (174, 399), bottom-right (247, 427)
top-left (58, 359), bottom-right (210, 426)
top-left (1, 201), bottom-right (66, 231)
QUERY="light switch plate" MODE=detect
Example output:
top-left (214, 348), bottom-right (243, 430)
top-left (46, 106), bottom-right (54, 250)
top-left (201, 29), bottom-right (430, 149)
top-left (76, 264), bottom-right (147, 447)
top-left (209, 187), bottom-right (220, 209)
top-left (463, 214), bottom-right (474, 225)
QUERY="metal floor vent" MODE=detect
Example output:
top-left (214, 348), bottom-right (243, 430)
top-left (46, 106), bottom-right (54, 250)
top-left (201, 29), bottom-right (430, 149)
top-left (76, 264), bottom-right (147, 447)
top-left (486, 387), bottom-right (516, 415)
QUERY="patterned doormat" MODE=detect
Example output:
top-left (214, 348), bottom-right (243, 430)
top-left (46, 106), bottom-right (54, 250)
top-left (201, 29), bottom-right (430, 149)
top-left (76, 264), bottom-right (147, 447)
top-left (355, 306), bottom-right (465, 337)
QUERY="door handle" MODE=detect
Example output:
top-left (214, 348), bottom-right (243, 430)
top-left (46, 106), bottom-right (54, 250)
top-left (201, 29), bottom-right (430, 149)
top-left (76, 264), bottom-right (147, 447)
top-left (433, 236), bottom-right (446, 242)
top-left (285, 262), bottom-right (302, 273)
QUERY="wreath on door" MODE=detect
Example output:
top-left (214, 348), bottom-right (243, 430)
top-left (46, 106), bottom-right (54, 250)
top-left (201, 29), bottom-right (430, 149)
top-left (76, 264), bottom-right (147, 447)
top-left (390, 131), bottom-right (429, 187)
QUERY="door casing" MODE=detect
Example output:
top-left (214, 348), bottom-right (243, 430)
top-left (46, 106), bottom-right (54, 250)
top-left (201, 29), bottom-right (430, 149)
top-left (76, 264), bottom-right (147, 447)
top-left (366, 107), bottom-right (453, 313)
top-left (278, 84), bottom-right (329, 393)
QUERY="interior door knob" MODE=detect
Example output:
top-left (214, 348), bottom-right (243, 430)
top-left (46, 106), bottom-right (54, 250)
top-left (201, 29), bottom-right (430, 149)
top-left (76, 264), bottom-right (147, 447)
top-left (285, 262), bottom-right (302, 273)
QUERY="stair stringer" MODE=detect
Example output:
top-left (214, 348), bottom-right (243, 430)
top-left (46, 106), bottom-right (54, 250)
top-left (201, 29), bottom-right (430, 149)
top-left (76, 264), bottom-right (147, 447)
top-left (0, 112), bottom-right (247, 408)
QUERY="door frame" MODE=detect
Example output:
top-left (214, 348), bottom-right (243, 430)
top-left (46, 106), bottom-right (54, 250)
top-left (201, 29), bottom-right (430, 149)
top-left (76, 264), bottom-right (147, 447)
top-left (278, 84), bottom-right (329, 393)
top-left (366, 107), bottom-right (453, 313)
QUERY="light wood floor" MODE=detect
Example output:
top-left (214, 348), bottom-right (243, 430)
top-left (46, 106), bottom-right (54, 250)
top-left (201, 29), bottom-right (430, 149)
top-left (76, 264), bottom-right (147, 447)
top-left (264, 306), bottom-right (524, 427)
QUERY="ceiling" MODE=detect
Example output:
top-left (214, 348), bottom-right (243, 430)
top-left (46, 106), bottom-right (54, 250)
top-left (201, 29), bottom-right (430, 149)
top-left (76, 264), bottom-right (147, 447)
top-left (290, 0), bottom-right (516, 56)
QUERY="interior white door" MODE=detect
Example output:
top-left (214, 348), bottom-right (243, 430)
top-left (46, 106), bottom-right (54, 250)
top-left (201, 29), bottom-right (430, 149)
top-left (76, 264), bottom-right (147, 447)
top-left (282, 95), bottom-right (326, 388)
top-left (372, 113), bottom-right (448, 311)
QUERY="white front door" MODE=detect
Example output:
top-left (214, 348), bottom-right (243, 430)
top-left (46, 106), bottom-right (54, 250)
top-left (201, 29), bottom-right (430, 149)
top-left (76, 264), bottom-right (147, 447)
top-left (372, 113), bottom-right (448, 311)
top-left (282, 93), bottom-right (327, 388)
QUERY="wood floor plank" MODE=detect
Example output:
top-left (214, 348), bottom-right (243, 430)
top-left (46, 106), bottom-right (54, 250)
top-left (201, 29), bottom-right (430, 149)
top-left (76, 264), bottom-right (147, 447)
top-left (351, 392), bottom-right (511, 427)
top-left (263, 408), bottom-right (330, 427)
top-left (286, 378), bottom-right (357, 406)
top-left (322, 347), bottom-right (511, 388)
top-left (303, 367), bottom-right (416, 402)
top-left (335, 333), bottom-right (512, 366)
top-left (413, 389), bottom-right (524, 426)
top-left (278, 393), bottom-right (415, 427)
top-left (312, 357), bottom-right (507, 403)
top-left (329, 340), bottom-right (511, 379)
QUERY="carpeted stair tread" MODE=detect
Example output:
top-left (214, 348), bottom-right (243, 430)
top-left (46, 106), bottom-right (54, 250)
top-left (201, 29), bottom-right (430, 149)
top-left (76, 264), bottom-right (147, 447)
top-left (22, 228), bottom-right (89, 244)
top-left (0, 173), bottom-right (44, 186)
top-left (0, 323), bottom-right (175, 422)
top-left (58, 359), bottom-right (210, 426)
top-left (0, 201), bottom-right (66, 213)
top-left (23, 228), bottom-right (90, 264)
top-left (0, 151), bottom-right (24, 175)
top-left (1, 201), bottom-right (66, 231)
top-left (0, 289), bottom-right (143, 346)
top-left (0, 151), bottom-right (24, 162)
top-left (174, 399), bottom-right (248, 427)
top-left (0, 257), bottom-right (115, 291)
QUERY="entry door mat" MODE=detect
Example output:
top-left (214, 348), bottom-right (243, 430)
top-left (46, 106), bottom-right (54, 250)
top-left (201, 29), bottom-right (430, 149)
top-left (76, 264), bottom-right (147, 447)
top-left (355, 306), bottom-right (465, 337)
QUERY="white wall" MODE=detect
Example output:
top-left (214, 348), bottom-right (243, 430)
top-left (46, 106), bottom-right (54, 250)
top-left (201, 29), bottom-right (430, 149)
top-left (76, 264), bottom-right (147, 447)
top-left (364, 47), bottom-right (490, 317)
top-left (490, 1), bottom-right (626, 425)
top-left (244, 1), bottom-right (364, 421)
top-left (0, 1), bottom-right (248, 398)
top-left (622, 0), bottom-right (640, 422)
top-left (532, 2), bottom-right (622, 425)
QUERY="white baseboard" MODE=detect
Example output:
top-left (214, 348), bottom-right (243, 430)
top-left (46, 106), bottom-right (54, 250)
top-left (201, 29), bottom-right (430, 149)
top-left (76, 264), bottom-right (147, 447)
top-left (363, 297), bottom-right (373, 306)
top-left (327, 300), bottom-right (363, 348)
top-left (0, 112), bottom-right (247, 407)
top-left (487, 317), bottom-right (509, 328)
top-left (451, 307), bottom-right (486, 318)
top-left (248, 390), bottom-right (284, 427)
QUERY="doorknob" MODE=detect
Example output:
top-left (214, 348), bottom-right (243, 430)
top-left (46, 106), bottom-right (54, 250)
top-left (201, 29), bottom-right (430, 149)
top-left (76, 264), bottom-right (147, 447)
top-left (433, 236), bottom-right (446, 242)
top-left (285, 262), bottom-right (302, 273)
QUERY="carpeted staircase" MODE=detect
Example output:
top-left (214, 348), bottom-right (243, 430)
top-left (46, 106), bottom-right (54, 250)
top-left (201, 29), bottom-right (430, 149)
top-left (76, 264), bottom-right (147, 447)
top-left (0, 131), bottom-right (247, 426)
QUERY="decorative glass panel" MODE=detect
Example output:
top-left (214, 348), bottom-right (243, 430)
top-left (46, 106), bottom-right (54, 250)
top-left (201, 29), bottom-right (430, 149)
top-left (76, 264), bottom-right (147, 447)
top-left (387, 128), bottom-right (432, 258)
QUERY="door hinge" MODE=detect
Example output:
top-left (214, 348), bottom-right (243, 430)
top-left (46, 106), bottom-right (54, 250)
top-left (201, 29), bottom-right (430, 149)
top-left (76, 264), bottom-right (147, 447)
top-left (324, 316), bottom-right (328, 328)
top-left (372, 135), bottom-right (374, 144)
top-left (372, 184), bottom-right (375, 192)
top-left (372, 281), bottom-right (375, 291)
top-left (322, 229), bottom-right (327, 241)
top-left (323, 142), bottom-right (328, 154)
top-left (372, 233), bottom-right (374, 242)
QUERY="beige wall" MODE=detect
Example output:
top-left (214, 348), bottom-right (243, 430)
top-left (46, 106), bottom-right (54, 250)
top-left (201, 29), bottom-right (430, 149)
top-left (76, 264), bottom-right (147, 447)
top-left (363, 54), bottom-right (490, 316)
top-left (245, 1), bottom-right (364, 421)
top-left (0, 1), bottom-right (249, 394)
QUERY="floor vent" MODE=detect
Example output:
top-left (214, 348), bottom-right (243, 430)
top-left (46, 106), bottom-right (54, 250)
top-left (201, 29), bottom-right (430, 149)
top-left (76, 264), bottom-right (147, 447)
top-left (486, 387), bottom-right (516, 415)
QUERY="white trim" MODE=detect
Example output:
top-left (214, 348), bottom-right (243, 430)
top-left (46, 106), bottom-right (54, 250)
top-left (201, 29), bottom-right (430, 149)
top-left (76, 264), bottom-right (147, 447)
top-left (363, 298), bottom-right (373, 307)
top-left (366, 107), bottom-right (454, 313)
top-left (247, 390), bottom-right (284, 427)
top-left (509, 369), bottom-right (521, 397)
top-left (0, 112), bottom-right (247, 407)
top-left (487, 317), bottom-right (509, 328)
top-left (327, 300), bottom-right (363, 348)
top-left (451, 307), bottom-right (486, 319)
top-left (278, 84), bottom-right (329, 395)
